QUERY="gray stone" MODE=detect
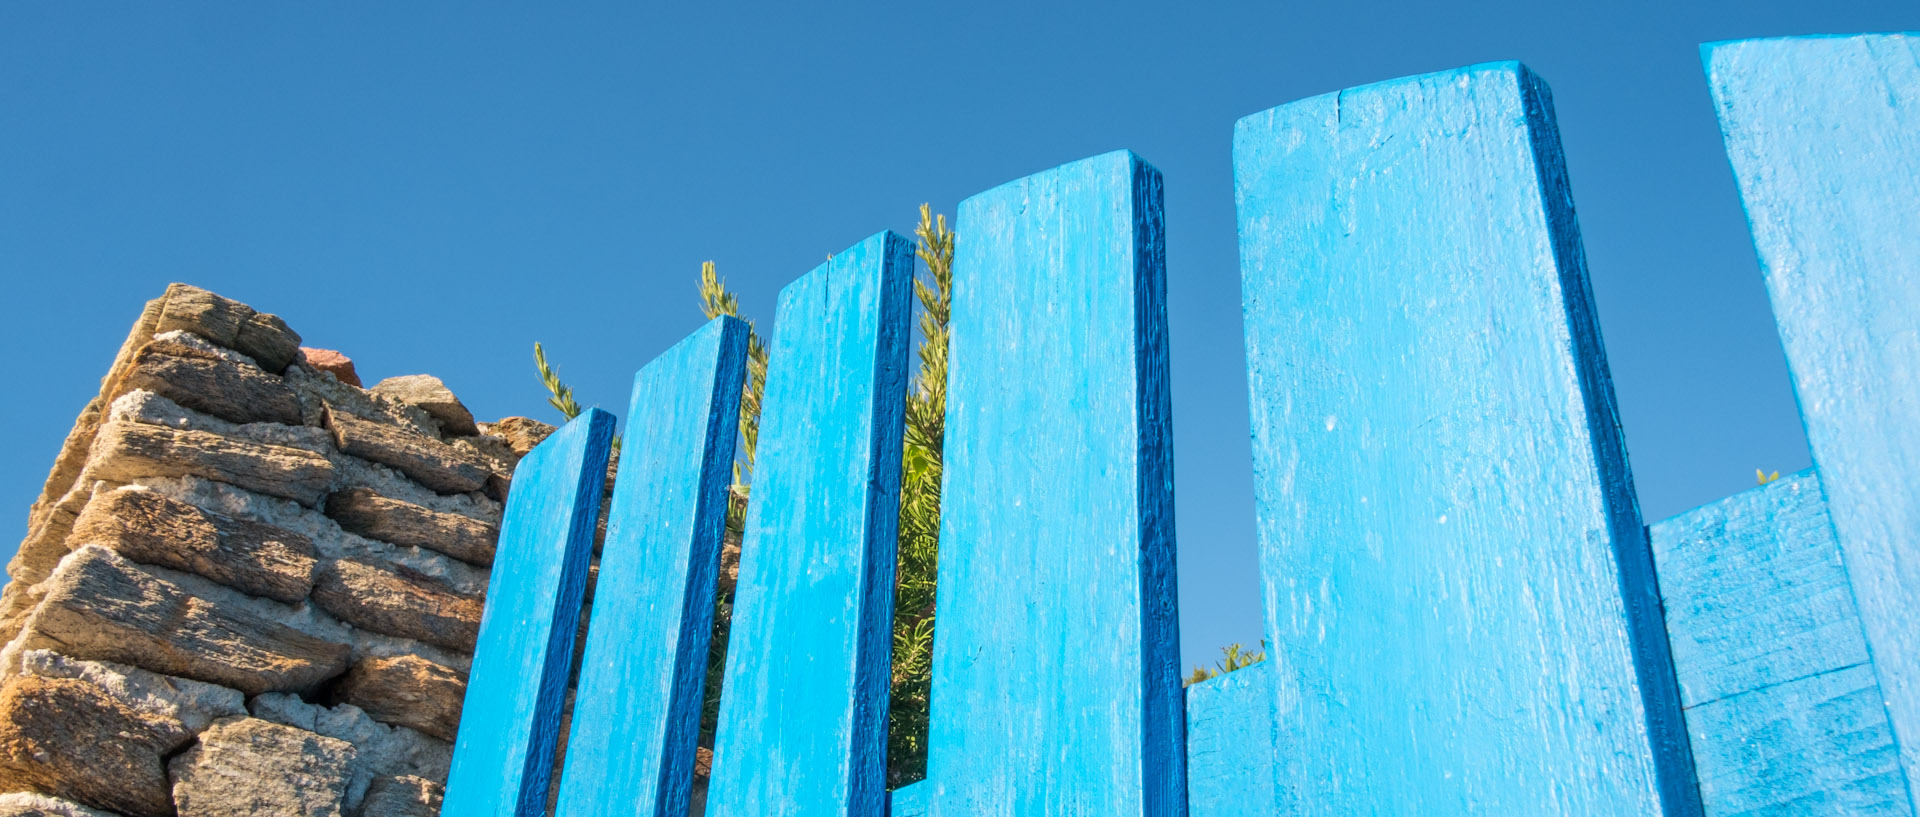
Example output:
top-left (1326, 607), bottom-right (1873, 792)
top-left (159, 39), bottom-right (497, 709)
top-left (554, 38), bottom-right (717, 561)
top-left (69, 487), bottom-right (317, 603)
top-left (371, 375), bottom-right (477, 437)
top-left (15, 546), bottom-right (350, 695)
top-left (168, 717), bottom-right (353, 817)
top-left (247, 695), bottom-right (451, 812)
top-left (116, 340), bottom-right (303, 427)
top-left (85, 421), bottom-right (333, 508)
top-left (311, 558), bottom-right (481, 653)
top-left (324, 408), bottom-right (489, 495)
top-left (325, 488), bottom-right (497, 567)
top-left (0, 791), bottom-right (126, 817)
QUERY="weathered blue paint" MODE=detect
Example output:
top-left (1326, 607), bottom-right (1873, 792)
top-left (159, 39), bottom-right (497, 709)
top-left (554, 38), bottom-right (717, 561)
top-left (703, 231), bottom-right (913, 817)
top-left (925, 150), bottom-right (1185, 817)
top-left (888, 781), bottom-right (931, 817)
top-left (1706, 33), bottom-right (1920, 809)
top-left (1650, 470), bottom-right (1909, 815)
top-left (552, 317), bottom-right (749, 817)
top-left (441, 409), bottom-right (616, 817)
top-left (1234, 63), bottom-right (1699, 814)
top-left (1184, 664), bottom-right (1278, 817)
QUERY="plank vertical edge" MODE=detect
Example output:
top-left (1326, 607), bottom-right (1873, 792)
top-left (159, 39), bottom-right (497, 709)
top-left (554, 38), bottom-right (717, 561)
top-left (704, 230), bottom-right (913, 817)
top-left (443, 408), bottom-right (616, 817)
top-left (1705, 33), bottom-right (1920, 809)
top-left (554, 317), bottom-right (749, 817)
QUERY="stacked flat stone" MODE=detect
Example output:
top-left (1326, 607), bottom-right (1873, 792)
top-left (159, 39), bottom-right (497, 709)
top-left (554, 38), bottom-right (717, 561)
top-left (0, 284), bottom-right (556, 817)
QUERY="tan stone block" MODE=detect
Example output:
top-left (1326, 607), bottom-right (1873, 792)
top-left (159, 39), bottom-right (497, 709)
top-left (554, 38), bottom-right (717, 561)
top-left (311, 558), bottom-right (481, 653)
top-left (0, 676), bottom-right (178, 817)
top-left (0, 790), bottom-right (127, 816)
top-left (324, 409), bottom-right (488, 495)
top-left (168, 718), bottom-right (352, 817)
top-left (69, 488), bottom-right (317, 603)
top-left (324, 488), bottom-right (496, 567)
top-left (371, 375), bottom-right (477, 437)
top-left (18, 546), bottom-right (350, 695)
top-left (335, 655), bottom-right (465, 742)
top-left (150, 284), bottom-right (300, 374)
top-left (86, 422), bottom-right (333, 508)
top-left (480, 416), bottom-right (555, 457)
top-left (116, 342), bottom-right (302, 427)
top-left (358, 776), bottom-right (441, 817)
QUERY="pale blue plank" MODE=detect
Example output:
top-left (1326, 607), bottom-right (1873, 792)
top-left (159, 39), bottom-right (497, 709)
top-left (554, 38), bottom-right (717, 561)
top-left (924, 150), bottom-right (1185, 817)
top-left (1184, 664), bottom-right (1278, 817)
top-left (442, 409), bottom-right (616, 817)
top-left (553, 317), bottom-right (749, 817)
top-left (1235, 63), bottom-right (1698, 814)
top-left (704, 231), bottom-right (913, 817)
top-left (1650, 470), bottom-right (1908, 815)
top-left (1705, 33), bottom-right (1920, 809)
top-left (888, 781), bottom-right (930, 817)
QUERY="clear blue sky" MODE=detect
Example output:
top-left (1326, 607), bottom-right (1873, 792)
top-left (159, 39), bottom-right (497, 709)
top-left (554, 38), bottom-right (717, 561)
top-left (3, 2), bottom-right (1911, 671)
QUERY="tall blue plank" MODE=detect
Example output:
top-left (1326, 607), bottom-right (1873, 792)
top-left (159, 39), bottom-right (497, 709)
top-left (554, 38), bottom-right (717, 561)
top-left (1706, 33), bottom-right (1920, 807)
top-left (925, 150), bottom-right (1185, 817)
top-left (442, 409), bottom-right (616, 817)
top-left (1650, 470), bottom-right (1909, 815)
top-left (1184, 664), bottom-right (1278, 817)
top-left (1235, 64), bottom-right (1699, 815)
top-left (704, 231), bottom-right (913, 817)
top-left (553, 317), bottom-right (749, 817)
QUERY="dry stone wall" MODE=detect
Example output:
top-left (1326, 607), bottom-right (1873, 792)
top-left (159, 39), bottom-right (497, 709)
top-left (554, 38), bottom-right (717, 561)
top-left (0, 284), bottom-right (560, 817)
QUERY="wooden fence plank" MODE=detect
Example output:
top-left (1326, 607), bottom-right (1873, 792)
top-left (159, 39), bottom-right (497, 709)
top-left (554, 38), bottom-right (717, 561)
top-left (1184, 664), bottom-right (1278, 817)
top-left (1705, 34), bottom-right (1920, 808)
top-left (924, 150), bottom-right (1184, 817)
top-left (441, 409), bottom-right (616, 817)
top-left (703, 231), bottom-right (913, 817)
top-left (553, 317), bottom-right (749, 817)
top-left (1650, 470), bottom-right (1908, 815)
top-left (1234, 63), bottom-right (1698, 815)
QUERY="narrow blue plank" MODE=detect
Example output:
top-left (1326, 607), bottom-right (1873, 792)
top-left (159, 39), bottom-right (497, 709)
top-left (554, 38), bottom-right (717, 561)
top-left (442, 409), bottom-right (616, 817)
top-left (888, 781), bottom-right (931, 817)
top-left (1650, 470), bottom-right (1909, 815)
top-left (553, 317), bottom-right (749, 817)
top-left (1705, 33), bottom-right (1920, 809)
top-left (925, 150), bottom-right (1185, 816)
top-left (704, 231), bottom-right (913, 817)
top-left (1184, 664), bottom-right (1278, 817)
top-left (1234, 63), bottom-right (1699, 815)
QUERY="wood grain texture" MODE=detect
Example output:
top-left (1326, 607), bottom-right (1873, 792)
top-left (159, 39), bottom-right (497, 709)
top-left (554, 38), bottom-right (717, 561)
top-left (553, 317), bottom-right (749, 817)
top-left (1234, 63), bottom-right (1698, 815)
top-left (924, 150), bottom-right (1185, 817)
top-left (1705, 33), bottom-right (1920, 809)
top-left (704, 232), bottom-right (913, 817)
top-left (441, 409), bottom-right (614, 817)
top-left (1650, 470), bottom-right (1909, 815)
top-left (1184, 663), bottom-right (1277, 817)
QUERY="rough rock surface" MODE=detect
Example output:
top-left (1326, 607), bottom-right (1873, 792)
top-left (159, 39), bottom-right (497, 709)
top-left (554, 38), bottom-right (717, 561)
top-left (20, 650), bottom-right (246, 734)
top-left (168, 717), bottom-right (354, 817)
top-left (325, 488), bottom-right (496, 567)
top-left (479, 417), bottom-right (555, 457)
top-left (85, 422), bottom-right (333, 508)
top-left (334, 654), bottom-right (465, 741)
top-left (248, 694), bottom-right (451, 811)
top-left (16, 546), bottom-right (349, 695)
top-left (0, 791), bottom-right (125, 817)
top-left (0, 675), bottom-right (179, 817)
top-left (311, 558), bottom-right (481, 653)
top-left (69, 487), bottom-right (318, 603)
top-left (359, 776), bottom-right (442, 817)
top-left (298, 348), bottom-right (361, 388)
top-left (371, 375), bottom-right (477, 437)
top-left (150, 284), bottom-right (302, 374)
top-left (325, 408), bottom-right (488, 495)
top-left (117, 340), bottom-right (303, 427)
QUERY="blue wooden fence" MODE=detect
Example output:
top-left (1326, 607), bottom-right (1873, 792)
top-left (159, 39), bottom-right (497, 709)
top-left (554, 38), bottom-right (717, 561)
top-left (445, 32), bottom-right (1920, 816)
